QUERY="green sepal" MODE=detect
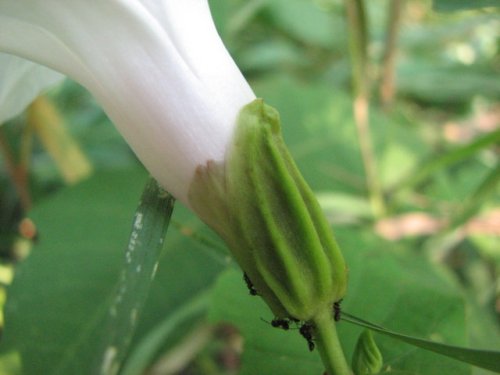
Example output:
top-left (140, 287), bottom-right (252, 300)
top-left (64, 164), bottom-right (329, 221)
top-left (189, 99), bottom-right (347, 320)
top-left (352, 330), bottom-right (383, 375)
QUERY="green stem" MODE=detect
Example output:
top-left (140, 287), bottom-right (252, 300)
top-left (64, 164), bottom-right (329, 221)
top-left (345, 0), bottom-right (386, 218)
top-left (313, 308), bottom-right (352, 375)
top-left (345, 0), bottom-right (368, 98)
top-left (380, 0), bottom-right (404, 109)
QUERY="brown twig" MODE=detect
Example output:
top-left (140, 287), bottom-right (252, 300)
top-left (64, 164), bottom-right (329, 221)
top-left (0, 127), bottom-right (32, 211)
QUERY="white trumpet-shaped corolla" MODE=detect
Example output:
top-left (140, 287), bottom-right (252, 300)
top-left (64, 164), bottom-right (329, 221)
top-left (0, 0), bottom-right (255, 205)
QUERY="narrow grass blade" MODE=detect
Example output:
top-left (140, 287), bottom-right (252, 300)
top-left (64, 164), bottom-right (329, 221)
top-left (92, 177), bottom-right (175, 375)
top-left (450, 161), bottom-right (500, 229)
top-left (394, 129), bottom-right (500, 194)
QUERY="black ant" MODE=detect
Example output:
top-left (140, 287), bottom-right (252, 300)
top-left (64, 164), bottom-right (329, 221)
top-left (333, 299), bottom-right (343, 322)
top-left (243, 273), bottom-right (258, 296)
top-left (299, 322), bottom-right (315, 351)
top-left (271, 318), bottom-right (291, 330)
top-left (263, 317), bottom-right (315, 351)
top-left (262, 316), bottom-right (299, 331)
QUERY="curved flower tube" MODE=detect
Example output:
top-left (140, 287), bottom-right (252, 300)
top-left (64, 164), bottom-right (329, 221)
top-left (0, 0), bottom-right (255, 205)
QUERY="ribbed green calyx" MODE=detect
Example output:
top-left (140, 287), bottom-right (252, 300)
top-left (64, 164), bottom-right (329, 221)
top-left (189, 99), bottom-right (347, 320)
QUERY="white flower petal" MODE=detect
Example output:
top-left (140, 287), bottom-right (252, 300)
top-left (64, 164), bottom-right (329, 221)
top-left (0, 0), bottom-right (255, 204)
top-left (139, 0), bottom-right (255, 117)
top-left (0, 53), bottom-right (64, 124)
top-left (0, 4), bottom-right (94, 83)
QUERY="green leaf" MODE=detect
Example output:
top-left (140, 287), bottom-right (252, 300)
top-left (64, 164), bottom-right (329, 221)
top-left (208, 0), bottom-right (251, 41)
top-left (121, 292), bottom-right (210, 375)
top-left (342, 313), bottom-right (500, 373)
top-left (0, 351), bottom-right (21, 375)
top-left (1, 169), bottom-right (148, 375)
top-left (315, 192), bottom-right (372, 224)
top-left (266, 0), bottom-right (345, 49)
top-left (237, 41), bottom-right (309, 72)
top-left (91, 177), bottom-right (175, 375)
top-left (433, 0), bottom-right (500, 11)
top-left (0, 169), bottom-right (227, 375)
top-left (397, 63), bottom-right (500, 104)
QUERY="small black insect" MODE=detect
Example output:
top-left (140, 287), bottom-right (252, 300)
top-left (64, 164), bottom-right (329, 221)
top-left (262, 316), bottom-right (299, 330)
top-left (271, 318), bottom-right (291, 330)
top-left (333, 299), bottom-right (343, 322)
top-left (299, 322), bottom-right (315, 351)
top-left (243, 273), bottom-right (258, 296)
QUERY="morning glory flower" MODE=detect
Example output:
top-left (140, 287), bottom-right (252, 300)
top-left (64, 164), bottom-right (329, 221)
top-left (0, 0), bottom-right (255, 205)
top-left (0, 0), bottom-right (348, 320)
top-left (1, 4), bottom-right (350, 372)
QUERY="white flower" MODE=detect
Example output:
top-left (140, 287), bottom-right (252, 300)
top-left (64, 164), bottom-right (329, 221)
top-left (0, 0), bottom-right (255, 205)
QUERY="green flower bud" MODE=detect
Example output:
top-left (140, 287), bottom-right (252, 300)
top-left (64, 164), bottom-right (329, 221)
top-left (352, 330), bottom-right (383, 375)
top-left (189, 99), bottom-right (347, 320)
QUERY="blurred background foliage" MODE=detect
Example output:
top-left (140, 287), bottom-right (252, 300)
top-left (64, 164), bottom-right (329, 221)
top-left (0, 0), bottom-right (498, 374)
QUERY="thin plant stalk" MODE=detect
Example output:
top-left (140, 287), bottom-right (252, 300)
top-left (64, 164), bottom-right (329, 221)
top-left (313, 308), bottom-right (352, 375)
top-left (345, 0), bottom-right (386, 217)
top-left (380, 0), bottom-right (404, 109)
